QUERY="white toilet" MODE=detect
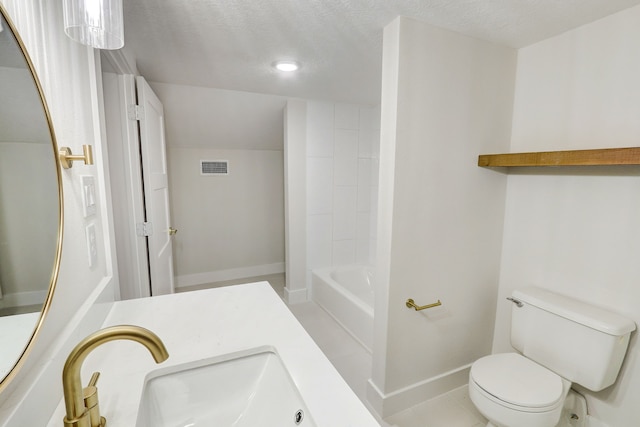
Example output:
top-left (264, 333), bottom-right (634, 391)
top-left (469, 287), bottom-right (636, 427)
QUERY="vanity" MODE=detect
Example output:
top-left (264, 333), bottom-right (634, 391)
top-left (44, 282), bottom-right (380, 426)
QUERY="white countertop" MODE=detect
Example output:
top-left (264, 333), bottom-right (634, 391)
top-left (0, 311), bottom-right (39, 379)
top-left (46, 282), bottom-right (380, 426)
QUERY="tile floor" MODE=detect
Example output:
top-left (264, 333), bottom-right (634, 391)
top-left (288, 301), bottom-right (488, 427)
top-left (183, 275), bottom-right (488, 427)
top-left (384, 386), bottom-right (487, 427)
top-left (286, 302), bottom-right (378, 418)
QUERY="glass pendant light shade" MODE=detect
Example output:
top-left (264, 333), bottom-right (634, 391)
top-left (62, 0), bottom-right (124, 50)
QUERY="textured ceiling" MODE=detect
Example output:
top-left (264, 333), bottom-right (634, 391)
top-left (123, 0), bottom-right (640, 105)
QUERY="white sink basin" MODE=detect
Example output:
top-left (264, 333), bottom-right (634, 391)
top-left (136, 346), bottom-right (316, 427)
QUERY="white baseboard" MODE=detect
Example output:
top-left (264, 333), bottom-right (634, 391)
top-left (366, 364), bottom-right (471, 418)
top-left (0, 290), bottom-right (48, 310)
top-left (175, 262), bottom-right (285, 288)
top-left (587, 416), bottom-right (610, 427)
top-left (284, 286), bottom-right (308, 305)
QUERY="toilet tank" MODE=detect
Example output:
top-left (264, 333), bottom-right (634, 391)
top-left (510, 287), bottom-right (635, 391)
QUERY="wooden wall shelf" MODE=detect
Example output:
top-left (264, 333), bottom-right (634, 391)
top-left (478, 147), bottom-right (640, 167)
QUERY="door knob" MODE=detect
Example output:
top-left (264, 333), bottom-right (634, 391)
top-left (168, 227), bottom-right (178, 236)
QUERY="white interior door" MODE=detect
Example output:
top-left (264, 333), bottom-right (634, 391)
top-left (137, 76), bottom-right (175, 296)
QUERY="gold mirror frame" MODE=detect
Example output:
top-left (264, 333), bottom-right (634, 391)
top-left (0, 3), bottom-right (63, 392)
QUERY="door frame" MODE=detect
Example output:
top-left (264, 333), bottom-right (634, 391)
top-left (102, 71), bottom-right (151, 299)
top-left (102, 50), bottom-right (152, 298)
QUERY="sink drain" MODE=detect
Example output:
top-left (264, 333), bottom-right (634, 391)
top-left (294, 409), bottom-right (304, 425)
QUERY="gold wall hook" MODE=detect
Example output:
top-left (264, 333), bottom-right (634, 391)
top-left (59, 145), bottom-right (94, 169)
top-left (406, 298), bottom-right (442, 311)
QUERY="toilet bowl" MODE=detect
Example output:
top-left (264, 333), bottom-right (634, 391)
top-left (468, 287), bottom-right (635, 427)
top-left (469, 353), bottom-right (571, 427)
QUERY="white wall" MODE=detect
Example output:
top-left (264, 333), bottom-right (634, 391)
top-left (0, 66), bottom-right (56, 304)
top-left (369, 17), bottom-right (517, 416)
top-left (0, 143), bottom-right (57, 301)
top-left (306, 101), bottom-right (380, 280)
top-left (492, 6), bottom-right (640, 426)
top-left (168, 146), bottom-right (285, 286)
top-left (150, 82), bottom-right (287, 151)
top-left (151, 83), bottom-right (286, 287)
top-left (148, 83), bottom-right (288, 288)
top-left (0, 1), bottom-right (117, 424)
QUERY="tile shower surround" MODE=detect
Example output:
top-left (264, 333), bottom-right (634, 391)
top-left (306, 102), bottom-right (380, 289)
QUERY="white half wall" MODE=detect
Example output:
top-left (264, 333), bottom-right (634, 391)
top-left (284, 100), bottom-right (308, 303)
top-left (493, 6), bottom-right (640, 427)
top-left (370, 16), bottom-right (517, 417)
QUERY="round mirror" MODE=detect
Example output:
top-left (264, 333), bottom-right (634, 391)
top-left (0, 5), bottom-right (62, 389)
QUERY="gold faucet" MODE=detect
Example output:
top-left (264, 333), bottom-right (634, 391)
top-left (62, 325), bottom-right (169, 427)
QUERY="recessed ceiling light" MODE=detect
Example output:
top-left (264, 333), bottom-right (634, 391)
top-left (273, 60), bottom-right (300, 72)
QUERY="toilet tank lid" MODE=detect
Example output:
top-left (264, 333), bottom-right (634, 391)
top-left (513, 287), bottom-right (636, 336)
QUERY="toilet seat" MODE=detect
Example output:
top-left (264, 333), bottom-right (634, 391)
top-left (470, 353), bottom-right (565, 411)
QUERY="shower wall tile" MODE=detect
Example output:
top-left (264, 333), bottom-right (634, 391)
top-left (357, 159), bottom-right (372, 212)
top-left (357, 186), bottom-right (371, 213)
top-left (335, 104), bottom-right (360, 129)
top-left (307, 214), bottom-right (332, 270)
top-left (334, 129), bottom-right (359, 186)
top-left (307, 157), bottom-right (333, 215)
top-left (307, 125), bottom-right (334, 157)
top-left (358, 127), bottom-right (375, 158)
top-left (333, 186), bottom-right (358, 240)
top-left (332, 239), bottom-right (356, 266)
top-left (373, 105), bottom-right (381, 123)
top-left (369, 197), bottom-right (378, 239)
top-left (368, 241), bottom-right (377, 266)
top-left (306, 100), bottom-right (380, 288)
top-left (371, 158), bottom-right (380, 187)
top-left (307, 101), bottom-right (334, 129)
top-left (356, 239), bottom-right (370, 265)
top-left (372, 129), bottom-right (381, 159)
top-left (357, 213), bottom-right (370, 241)
top-left (358, 159), bottom-right (372, 187)
top-left (359, 107), bottom-right (375, 131)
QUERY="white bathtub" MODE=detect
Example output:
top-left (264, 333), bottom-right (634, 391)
top-left (311, 265), bottom-right (374, 352)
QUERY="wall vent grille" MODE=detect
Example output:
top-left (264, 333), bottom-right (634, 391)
top-left (200, 160), bottom-right (229, 175)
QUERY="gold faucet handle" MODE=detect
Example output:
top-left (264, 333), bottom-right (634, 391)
top-left (83, 372), bottom-right (106, 427)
